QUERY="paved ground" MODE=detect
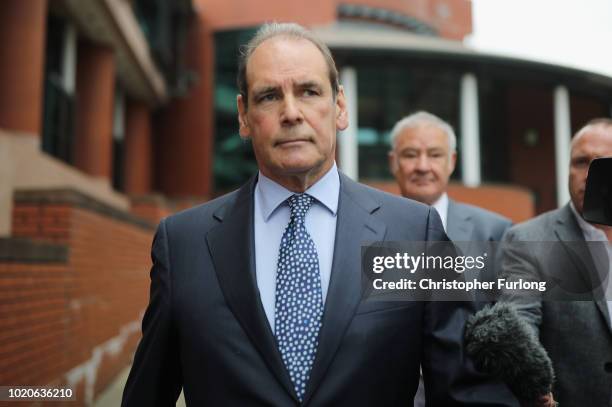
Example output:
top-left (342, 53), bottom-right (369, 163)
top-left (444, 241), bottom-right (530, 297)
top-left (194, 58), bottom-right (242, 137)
top-left (94, 366), bottom-right (186, 407)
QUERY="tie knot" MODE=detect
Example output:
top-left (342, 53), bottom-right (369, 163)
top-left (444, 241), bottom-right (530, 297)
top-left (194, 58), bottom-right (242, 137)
top-left (287, 194), bottom-right (313, 221)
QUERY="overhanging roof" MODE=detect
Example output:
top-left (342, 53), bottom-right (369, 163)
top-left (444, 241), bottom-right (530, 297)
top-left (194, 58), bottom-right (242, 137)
top-left (312, 23), bottom-right (612, 90)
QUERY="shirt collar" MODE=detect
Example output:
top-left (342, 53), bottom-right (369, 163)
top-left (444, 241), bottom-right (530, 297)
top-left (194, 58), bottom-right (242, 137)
top-left (256, 163), bottom-right (340, 221)
top-left (432, 193), bottom-right (449, 231)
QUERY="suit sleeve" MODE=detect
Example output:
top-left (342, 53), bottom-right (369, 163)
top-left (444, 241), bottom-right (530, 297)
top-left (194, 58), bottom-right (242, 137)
top-left (482, 217), bottom-right (513, 292)
top-left (497, 229), bottom-right (543, 335)
top-left (122, 218), bottom-right (183, 406)
top-left (422, 208), bottom-right (520, 406)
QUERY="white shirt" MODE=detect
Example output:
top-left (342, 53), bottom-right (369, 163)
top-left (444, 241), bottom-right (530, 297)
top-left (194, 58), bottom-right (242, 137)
top-left (570, 203), bottom-right (612, 326)
top-left (431, 193), bottom-right (449, 232)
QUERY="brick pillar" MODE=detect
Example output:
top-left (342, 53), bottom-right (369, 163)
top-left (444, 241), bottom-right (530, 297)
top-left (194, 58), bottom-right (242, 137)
top-left (0, 0), bottom-right (47, 134)
top-left (155, 16), bottom-right (213, 197)
top-left (124, 101), bottom-right (152, 195)
top-left (74, 43), bottom-right (115, 179)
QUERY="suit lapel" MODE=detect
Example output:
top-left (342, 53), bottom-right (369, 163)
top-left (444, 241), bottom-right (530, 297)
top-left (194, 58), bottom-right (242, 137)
top-left (591, 248), bottom-right (612, 334)
top-left (446, 201), bottom-right (480, 270)
top-left (205, 178), bottom-right (299, 402)
top-left (446, 200), bottom-right (474, 242)
top-left (554, 205), bottom-right (612, 334)
top-left (303, 175), bottom-right (387, 404)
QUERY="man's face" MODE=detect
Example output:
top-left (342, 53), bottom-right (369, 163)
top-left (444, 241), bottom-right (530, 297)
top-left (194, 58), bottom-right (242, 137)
top-left (569, 125), bottom-right (612, 214)
top-left (237, 37), bottom-right (347, 190)
top-left (389, 124), bottom-right (456, 205)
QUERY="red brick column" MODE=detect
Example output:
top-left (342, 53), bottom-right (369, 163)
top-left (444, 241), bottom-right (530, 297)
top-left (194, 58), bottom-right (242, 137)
top-left (73, 44), bottom-right (115, 179)
top-left (124, 101), bottom-right (152, 195)
top-left (155, 16), bottom-right (213, 197)
top-left (0, 0), bottom-right (47, 134)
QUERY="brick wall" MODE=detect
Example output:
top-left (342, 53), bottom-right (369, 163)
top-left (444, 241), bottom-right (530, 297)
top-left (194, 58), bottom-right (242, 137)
top-left (0, 189), bottom-right (155, 406)
top-left (365, 180), bottom-right (535, 223)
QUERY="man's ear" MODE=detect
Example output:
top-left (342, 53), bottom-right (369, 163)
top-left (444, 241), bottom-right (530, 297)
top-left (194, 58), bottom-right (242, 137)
top-left (335, 85), bottom-right (348, 131)
top-left (237, 94), bottom-right (250, 139)
top-left (448, 150), bottom-right (457, 175)
top-left (388, 150), bottom-right (398, 175)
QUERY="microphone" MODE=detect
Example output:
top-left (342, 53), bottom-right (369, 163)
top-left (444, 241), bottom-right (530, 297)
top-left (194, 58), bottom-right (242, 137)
top-left (464, 302), bottom-right (555, 405)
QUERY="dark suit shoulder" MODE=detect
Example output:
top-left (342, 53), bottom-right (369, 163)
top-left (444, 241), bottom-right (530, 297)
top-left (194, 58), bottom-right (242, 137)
top-left (377, 193), bottom-right (433, 229)
top-left (342, 176), bottom-right (428, 212)
top-left (453, 201), bottom-right (511, 226)
top-left (504, 205), bottom-right (572, 241)
top-left (342, 177), bottom-right (431, 221)
top-left (446, 200), bottom-right (510, 241)
top-left (341, 176), bottom-right (444, 241)
top-left (163, 188), bottom-right (243, 235)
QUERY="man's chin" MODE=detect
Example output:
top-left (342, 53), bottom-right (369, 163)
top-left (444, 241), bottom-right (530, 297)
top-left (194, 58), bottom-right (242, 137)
top-left (274, 157), bottom-right (332, 178)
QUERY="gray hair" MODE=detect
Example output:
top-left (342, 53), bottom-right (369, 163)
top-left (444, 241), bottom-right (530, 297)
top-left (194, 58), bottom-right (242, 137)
top-left (237, 22), bottom-right (340, 109)
top-left (389, 111), bottom-right (457, 157)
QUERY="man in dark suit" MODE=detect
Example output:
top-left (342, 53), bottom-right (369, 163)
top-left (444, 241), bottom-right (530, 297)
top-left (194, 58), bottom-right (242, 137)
top-left (499, 118), bottom-right (612, 406)
top-left (388, 112), bottom-right (513, 406)
top-left (122, 23), bottom-right (518, 406)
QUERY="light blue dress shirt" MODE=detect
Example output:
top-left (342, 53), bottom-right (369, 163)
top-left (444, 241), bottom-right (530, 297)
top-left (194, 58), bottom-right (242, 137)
top-left (254, 163), bottom-right (339, 333)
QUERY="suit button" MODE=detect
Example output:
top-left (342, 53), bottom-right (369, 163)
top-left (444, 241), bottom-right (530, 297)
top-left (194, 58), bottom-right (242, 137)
top-left (605, 362), bottom-right (612, 373)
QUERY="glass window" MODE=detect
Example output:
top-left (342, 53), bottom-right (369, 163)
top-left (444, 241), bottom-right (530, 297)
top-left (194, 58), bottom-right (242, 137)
top-left (478, 76), bottom-right (510, 183)
top-left (42, 15), bottom-right (76, 165)
top-left (351, 59), bottom-right (461, 181)
top-left (213, 28), bottom-right (258, 192)
top-left (112, 87), bottom-right (125, 192)
top-left (133, 0), bottom-right (193, 95)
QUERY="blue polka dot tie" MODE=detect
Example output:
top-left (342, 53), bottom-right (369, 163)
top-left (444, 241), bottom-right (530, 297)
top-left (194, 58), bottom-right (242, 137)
top-left (274, 194), bottom-right (323, 401)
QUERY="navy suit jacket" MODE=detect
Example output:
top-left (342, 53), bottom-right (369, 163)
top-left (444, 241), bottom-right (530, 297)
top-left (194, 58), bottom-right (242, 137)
top-left (122, 174), bottom-right (518, 406)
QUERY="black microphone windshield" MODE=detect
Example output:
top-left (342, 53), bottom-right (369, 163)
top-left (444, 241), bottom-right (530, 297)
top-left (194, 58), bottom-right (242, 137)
top-left (464, 302), bottom-right (554, 402)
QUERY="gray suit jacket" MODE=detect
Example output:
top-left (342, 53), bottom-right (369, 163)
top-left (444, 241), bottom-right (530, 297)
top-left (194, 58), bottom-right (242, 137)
top-left (123, 174), bottom-right (518, 406)
top-left (499, 204), bottom-right (612, 406)
top-left (446, 200), bottom-right (512, 243)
